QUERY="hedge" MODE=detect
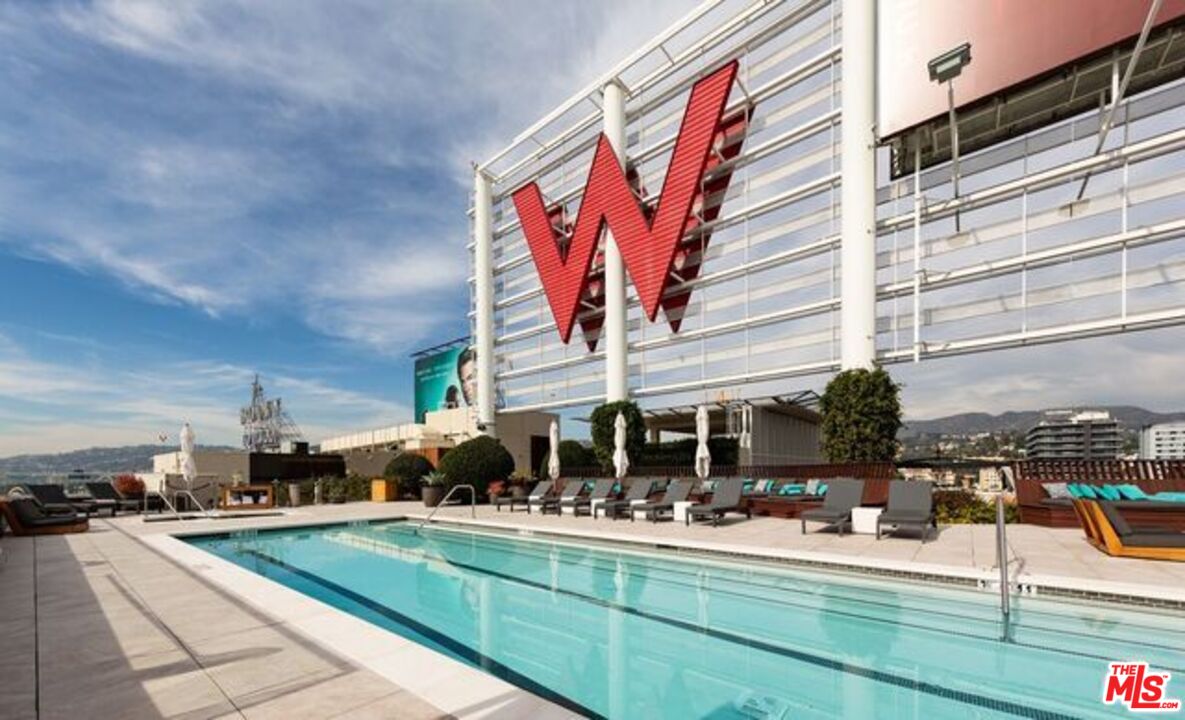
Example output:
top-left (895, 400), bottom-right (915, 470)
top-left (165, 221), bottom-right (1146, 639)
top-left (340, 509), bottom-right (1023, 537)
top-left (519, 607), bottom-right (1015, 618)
top-left (590, 401), bottom-right (646, 471)
top-left (437, 435), bottom-right (515, 497)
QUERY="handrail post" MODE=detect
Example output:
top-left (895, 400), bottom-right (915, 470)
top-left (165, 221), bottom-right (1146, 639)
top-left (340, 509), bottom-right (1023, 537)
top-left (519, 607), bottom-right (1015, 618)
top-left (996, 494), bottom-right (1011, 641)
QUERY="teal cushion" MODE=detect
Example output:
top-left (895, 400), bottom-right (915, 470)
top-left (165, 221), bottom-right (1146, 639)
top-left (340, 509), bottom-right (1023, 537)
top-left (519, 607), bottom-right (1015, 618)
top-left (612, 482), bottom-right (622, 494)
top-left (1116, 484), bottom-right (1148, 501)
top-left (1066, 483), bottom-right (1085, 499)
top-left (1096, 484), bottom-right (1122, 501)
top-left (1076, 484), bottom-right (1098, 499)
top-left (817, 483), bottom-right (829, 497)
top-left (778, 483), bottom-right (804, 496)
top-left (754, 479), bottom-right (774, 494)
top-left (1150, 492), bottom-right (1185, 503)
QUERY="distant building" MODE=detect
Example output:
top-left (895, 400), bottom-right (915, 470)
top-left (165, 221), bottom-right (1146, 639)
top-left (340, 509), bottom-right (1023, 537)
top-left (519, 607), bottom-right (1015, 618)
top-left (1141, 422), bottom-right (1185, 459)
top-left (1025, 410), bottom-right (1121, 460)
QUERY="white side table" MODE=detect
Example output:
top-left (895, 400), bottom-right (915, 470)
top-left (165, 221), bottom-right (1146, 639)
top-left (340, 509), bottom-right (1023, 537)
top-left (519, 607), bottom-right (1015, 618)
top-left (630, 498), bottom-right (650, 521)
top-left (673, 500), bottom-right (695, 524)
top-left (851, 507), bottom-right (883, 535)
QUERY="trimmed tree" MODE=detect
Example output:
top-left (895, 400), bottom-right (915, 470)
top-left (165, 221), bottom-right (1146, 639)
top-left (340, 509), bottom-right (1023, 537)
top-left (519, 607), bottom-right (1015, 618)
top-left (384, 453), bottom-right (434, 497)
top-left (589, 400), bottom-right (646, 472)
top-left (437, 435), bottom-right (515, 497)
top-left (820, 367), bottom-right (903, 462)
top-left (537, 439), bottom-right (597, 478)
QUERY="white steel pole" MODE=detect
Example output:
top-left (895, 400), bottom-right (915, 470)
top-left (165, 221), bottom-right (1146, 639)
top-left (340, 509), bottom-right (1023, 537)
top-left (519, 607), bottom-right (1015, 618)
top-left (473, 168), bottom-right (497, 436)
top-left (840, 0), bottom-right (877, 370)
top-left (602, 79), bottom-right (630, 401)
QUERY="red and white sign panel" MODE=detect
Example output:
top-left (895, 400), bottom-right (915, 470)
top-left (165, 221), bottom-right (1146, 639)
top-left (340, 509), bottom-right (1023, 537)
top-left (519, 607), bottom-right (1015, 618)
top-left (877, 0), bottom-right (1185, 140)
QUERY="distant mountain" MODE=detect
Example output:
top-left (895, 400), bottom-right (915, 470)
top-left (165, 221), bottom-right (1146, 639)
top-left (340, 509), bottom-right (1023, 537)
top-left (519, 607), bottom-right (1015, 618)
top-left (0, 444), bottom-right (238, 479)
top-left (902, 406), bottom-right (1185, 437)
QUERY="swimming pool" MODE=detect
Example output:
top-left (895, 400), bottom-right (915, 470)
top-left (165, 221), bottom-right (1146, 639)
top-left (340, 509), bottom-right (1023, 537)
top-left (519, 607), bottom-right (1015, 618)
top-left (188, 521), bottom-right (1185, 719)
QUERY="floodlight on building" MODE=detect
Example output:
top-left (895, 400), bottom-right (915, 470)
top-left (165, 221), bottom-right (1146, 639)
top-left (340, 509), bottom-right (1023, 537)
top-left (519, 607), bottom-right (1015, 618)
top-left (929, 43), bottom-right (971, 231)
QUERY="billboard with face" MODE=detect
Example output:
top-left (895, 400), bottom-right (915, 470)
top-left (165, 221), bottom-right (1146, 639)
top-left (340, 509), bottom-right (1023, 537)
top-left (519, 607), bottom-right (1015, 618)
top-left (413, 345), bottom-right (477, 423)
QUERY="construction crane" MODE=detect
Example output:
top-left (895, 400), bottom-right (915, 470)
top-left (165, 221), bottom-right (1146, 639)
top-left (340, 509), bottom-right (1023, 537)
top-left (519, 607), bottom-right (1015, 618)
top-left (239, 374), bottom-right (304, 452)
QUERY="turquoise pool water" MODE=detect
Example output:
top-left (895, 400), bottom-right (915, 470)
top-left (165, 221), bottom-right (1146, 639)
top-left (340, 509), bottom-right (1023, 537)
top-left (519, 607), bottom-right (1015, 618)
top-left (187, 521), bottom-right (1185, 719)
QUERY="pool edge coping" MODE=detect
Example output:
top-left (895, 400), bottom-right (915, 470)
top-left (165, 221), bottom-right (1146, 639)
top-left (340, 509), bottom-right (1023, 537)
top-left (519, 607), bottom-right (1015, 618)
top-left (136, 531), bottom-right (576, 720)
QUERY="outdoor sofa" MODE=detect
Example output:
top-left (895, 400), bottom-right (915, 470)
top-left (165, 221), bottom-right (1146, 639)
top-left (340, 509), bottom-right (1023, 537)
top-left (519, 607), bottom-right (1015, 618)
top-left (24, 483), bottom-right (97, 517)
top-left (1075, 498), bottom-right (1185, 561)
top-left (0, 499), bottom-right (89, 536)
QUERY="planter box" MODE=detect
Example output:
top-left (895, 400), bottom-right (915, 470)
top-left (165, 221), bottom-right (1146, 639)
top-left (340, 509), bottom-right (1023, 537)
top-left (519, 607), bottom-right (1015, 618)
top-left (371, 479), bottom-right (397, 503)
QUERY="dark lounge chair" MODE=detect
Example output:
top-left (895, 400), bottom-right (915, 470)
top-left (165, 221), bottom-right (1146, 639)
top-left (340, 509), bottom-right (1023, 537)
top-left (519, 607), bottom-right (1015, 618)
top-left (495, 481), bottom-right (549, 512)
top-left (25, 484), bottom-right (97, 517)
top-left (632, 480), bottom-right (694, 523)
top-left (800, 478), bottom-right (865, 535)
top-left (1081, 500), bottom-right (1185, 561)
top-left (560, 478), bottom-right (616, 517)
top-left (876, 480), bottom-right (937, 543)
top-left (538, 480), bottom-right (586, 515)
top-left (596, 479), bottom-right (653, 519)
top-left (686, 478), bottom-right (750, 526)
top-left (85, 482), bottom-right (141, 515)
top-left (0, 499), bottom-right (89, 536)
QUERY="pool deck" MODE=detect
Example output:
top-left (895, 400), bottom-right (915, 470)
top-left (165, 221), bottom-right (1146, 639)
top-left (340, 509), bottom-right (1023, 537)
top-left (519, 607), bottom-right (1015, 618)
top-left (4, 500), bottom-right (1185, 720)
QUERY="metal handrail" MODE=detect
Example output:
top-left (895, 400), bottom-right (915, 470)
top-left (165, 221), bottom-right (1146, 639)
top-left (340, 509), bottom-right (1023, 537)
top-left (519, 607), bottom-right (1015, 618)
top-left (415, 484), bottom-right (476, 534)
top-left (996, 494), bottom-right (1012, 642)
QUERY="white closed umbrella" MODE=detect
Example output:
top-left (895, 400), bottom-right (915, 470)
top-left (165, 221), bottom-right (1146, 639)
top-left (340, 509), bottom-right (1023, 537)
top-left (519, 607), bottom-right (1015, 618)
top-left (548, 419), bottom-right (561, 481)
top-left (694, 404), bottom-right (711, 479)
top-left (612, 412), bottom-right (630, 479)
top-left (179, 422), bottom-right (197, 490)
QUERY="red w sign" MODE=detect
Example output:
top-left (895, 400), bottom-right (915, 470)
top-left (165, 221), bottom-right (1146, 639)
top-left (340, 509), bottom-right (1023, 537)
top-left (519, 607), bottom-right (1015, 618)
top-left (513, 60), bottom-right (749, 346)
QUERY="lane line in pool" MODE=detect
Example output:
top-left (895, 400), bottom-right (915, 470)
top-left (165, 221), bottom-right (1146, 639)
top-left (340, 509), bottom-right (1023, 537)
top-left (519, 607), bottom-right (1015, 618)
top-left (240, 549), bottom-right (603, 719)
top-left (245, 546), bottom-right (1082, 720)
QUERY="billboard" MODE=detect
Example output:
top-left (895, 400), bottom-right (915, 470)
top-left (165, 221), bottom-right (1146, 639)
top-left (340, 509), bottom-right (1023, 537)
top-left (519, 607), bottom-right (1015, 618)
top-left (877, 0), bottom-right (1185, 139)
top-left (413, 345), bottom-right (476, 423)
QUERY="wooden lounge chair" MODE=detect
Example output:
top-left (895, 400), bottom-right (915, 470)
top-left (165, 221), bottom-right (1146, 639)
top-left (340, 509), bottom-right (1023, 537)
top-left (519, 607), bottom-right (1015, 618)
top-left (24, 484), bottom-right (97, 517)
top-left (0, 499), bottom-right (89, 536)
top-left (800, 478), bottom-right (865, 535)
top-left (876, 480), bottom-right (937, 543)
top-left (85, 482), bottom-right (141, 515)
top-left (686, 478), bottom-right (750, 526)
top-left (1080, 500), bottom-right (1185, 561)
top-left (597, 479), bottom-right (654, 519)
top-left (494, 481), bottom-right (550, 512)
top-left (538, 480), bottom-right (586, 515)
top-left (632, 480), bottom-right (693, 523)
top-left (560, 478), bottom-right (616, 517)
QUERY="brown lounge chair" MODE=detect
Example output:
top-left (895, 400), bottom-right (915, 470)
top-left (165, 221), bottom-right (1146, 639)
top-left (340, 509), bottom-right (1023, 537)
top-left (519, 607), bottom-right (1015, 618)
top-left (1078, 499), bottom-right (1185, 561)
top-left (0, 499), bottom-right (89, 536)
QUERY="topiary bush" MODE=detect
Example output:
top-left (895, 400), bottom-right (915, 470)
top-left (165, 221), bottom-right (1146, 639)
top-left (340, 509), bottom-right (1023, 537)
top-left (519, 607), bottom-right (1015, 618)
top-left (437, 435), bottom-right (515, 497)
top-left (820, 367), bottom-right (903, 462)
top-left (537, 439), bottom-right (597, 478)
top-left (590, 400), bottom-right (646, 472)
top-left (384, 453), bottom-right (434, 494)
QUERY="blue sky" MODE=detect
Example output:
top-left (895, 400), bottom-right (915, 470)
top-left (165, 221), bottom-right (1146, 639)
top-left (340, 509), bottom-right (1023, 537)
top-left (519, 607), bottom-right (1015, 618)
top-left (0, 0), bottom-right (699, 455)
top-left (2, 1), bottom-right (1183, 457)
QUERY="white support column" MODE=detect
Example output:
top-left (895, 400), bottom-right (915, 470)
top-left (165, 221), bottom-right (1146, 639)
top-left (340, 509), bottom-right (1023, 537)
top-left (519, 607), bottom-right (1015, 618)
top-left (602, 79), bottom-right (630, 401)
top-left (840, 0), bottom-right (877, 370)
top-left (473, 168), bottom-right (497, 436)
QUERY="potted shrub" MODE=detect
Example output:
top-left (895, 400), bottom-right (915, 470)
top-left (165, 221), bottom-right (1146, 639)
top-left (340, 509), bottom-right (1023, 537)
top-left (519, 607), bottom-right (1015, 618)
top-left (113, 473), bottom-right (145, 499)
top-left (326, 479), bottom-right (346, 504)
top-left (421, 471), bottom-right (447, 507)
top-left (508, 471), bottom-right (532, 499)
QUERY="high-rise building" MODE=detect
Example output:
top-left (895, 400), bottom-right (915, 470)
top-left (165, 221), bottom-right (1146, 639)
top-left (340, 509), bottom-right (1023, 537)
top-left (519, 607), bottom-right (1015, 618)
top-left (1025, 410), bottom-right (1121, 460)
top-left (1140, 422), bottom-right (1185, 460)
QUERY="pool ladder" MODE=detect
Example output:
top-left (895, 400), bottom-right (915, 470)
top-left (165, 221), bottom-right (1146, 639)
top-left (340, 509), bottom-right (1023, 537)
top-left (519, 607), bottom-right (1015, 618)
top-left (995, 494), bottom-right (1012, 642)
top-left (414, 484), bottom-right (476, 534)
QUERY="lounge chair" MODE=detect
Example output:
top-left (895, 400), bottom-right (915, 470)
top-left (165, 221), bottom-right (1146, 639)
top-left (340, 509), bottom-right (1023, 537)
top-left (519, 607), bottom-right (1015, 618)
top-left (24, 484), bottom-right (97, 517)
top-left (85, 482), bottom-right (141, 515)
top-left (0, 499), bottom-right (89, 536)
top-left (538, 480), bottom-right (586, 515)
top-left (1080, 500), bottom-right (1185, 561)
top-left (494, 481), bottom-right (548, 512)
top-left (686, 478), bottom-right (750, 526)
top-left (876, 480), bottom-right (937, 543)
top-left (632, 480), bottom-right (694, 523)
top-left (596, 479), bottom-right (653, 519)
top-left (560, 478), bottom-right (616, 517)
top-left (800, 478), bottom-right (865, 535)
